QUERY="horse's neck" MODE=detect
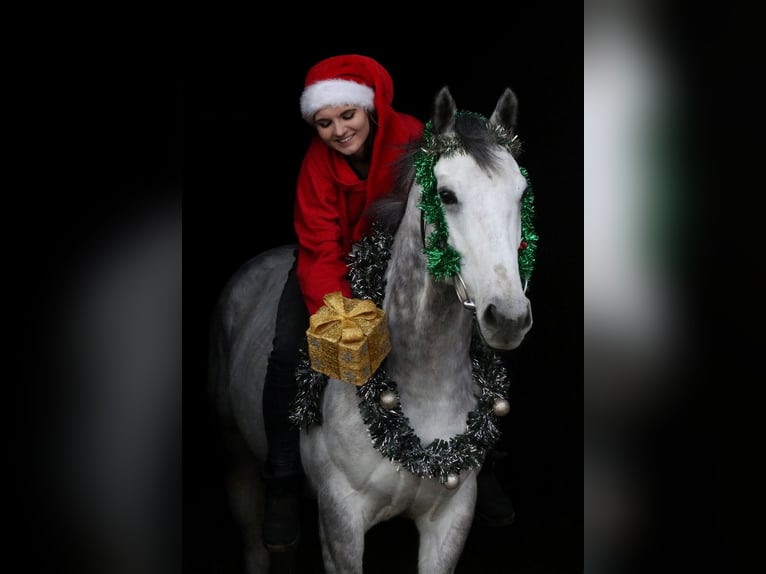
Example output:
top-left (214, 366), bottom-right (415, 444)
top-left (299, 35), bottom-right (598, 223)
top-left (383, 212), bottom-right (476, 432)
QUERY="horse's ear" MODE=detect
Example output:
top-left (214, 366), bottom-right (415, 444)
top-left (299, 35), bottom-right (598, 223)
top-left (489, 87), bottom-right (518, 133)
top-left (431, 86), bottom-right (457, 135)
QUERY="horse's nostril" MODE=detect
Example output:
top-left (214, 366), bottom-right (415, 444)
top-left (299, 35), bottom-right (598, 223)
top-left (484, 303), bottom-right (499, 328)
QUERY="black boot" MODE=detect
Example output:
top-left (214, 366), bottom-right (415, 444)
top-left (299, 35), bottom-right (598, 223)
top-left (262, 473), bottom-right (302, 551)
top-left (475, 449), bottom-right (516, 527)
top-left (262, 381), bottom-right (303, 551)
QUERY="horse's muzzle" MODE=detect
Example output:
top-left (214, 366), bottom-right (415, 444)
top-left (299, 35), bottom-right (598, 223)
top-left (480, 299), bottom-right (533, 350)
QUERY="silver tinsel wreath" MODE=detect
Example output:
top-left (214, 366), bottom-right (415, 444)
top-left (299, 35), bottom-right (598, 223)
top-left (289, 223), bottom-right (512, 483)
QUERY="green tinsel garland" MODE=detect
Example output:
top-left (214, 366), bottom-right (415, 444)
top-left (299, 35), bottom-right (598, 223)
top-left (414, 112), bottom-right (537, 285)
top-left (290, 224), bottom-right (513, 483)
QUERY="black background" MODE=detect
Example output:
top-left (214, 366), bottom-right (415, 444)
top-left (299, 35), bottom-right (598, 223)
top-left (184, 13), bottom-right (583, 574)
top-left (20, 5), bottom-right (766, 573)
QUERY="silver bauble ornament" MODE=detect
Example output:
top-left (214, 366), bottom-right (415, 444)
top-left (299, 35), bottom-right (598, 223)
top-left (493, 398), bottom-right (510, 417)
top-left (379, 389), bottom-right (398, 410)
top-left (444, 473), bottom-right (460, 489)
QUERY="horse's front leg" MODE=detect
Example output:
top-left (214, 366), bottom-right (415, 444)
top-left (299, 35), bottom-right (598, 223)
top-left (316, 488), bottom-right (367, 574)
top-left (413, 478), bottom-right (477, 574)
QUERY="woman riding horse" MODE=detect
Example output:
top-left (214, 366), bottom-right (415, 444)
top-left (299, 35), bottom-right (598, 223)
top-left (261, 54), bottom-right (516, 551)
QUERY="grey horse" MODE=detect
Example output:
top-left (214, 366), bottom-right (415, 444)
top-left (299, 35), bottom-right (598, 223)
top-left (209, 85), bottom-right (534, 573)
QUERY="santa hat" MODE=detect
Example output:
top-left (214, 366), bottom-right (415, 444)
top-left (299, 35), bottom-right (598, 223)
top-left (300, 54), bottom-right (391, 122)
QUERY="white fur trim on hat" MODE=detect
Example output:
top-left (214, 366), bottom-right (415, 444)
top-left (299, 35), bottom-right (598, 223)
top-left (300, 78), bottom-right (375, 121)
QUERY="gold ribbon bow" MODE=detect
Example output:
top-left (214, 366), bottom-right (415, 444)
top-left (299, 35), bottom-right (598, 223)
top-left (309, 292), bottom-right (378, 343)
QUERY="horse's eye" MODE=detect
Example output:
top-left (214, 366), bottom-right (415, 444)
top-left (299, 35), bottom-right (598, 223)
top-left (438, 188), bottom-right (457, 205)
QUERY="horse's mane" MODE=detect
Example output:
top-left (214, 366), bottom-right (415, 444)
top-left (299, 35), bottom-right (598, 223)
top-left (367, 113), bottom-right (522, 235)
top-left (366, 141), bottom-right (420, 234)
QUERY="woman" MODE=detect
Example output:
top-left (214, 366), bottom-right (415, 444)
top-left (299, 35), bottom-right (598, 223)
top-left (262, 54), bottom-right (514, 552)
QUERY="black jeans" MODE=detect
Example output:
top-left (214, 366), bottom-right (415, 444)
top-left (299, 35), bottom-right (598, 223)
top-left (262, 251), bottom-right (309, 481)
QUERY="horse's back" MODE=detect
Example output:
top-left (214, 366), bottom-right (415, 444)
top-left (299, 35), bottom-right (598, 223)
top-left (209, 243), bottom-right (296, 459)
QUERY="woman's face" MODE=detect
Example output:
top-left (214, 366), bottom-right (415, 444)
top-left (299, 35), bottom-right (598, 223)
top-left (313, 106), bottom-right (371, 158)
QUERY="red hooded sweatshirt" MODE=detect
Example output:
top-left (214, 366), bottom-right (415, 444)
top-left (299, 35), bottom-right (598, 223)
top-left (294, 55), bottom-right (423, 314)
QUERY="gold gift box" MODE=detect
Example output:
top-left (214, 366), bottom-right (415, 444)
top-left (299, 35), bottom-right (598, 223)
top-left (306, 291), bottom-right (391, 386)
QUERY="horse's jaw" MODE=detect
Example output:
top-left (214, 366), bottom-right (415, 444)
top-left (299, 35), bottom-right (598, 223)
top-left (385, 271), bottom-right (473, 348)
top-left (386, 303), bottom-right (473, 360)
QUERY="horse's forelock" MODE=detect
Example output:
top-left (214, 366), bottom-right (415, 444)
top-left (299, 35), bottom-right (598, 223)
top-left (454, 114), bottom-right (505, 172)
